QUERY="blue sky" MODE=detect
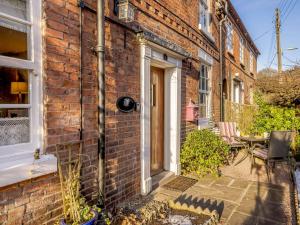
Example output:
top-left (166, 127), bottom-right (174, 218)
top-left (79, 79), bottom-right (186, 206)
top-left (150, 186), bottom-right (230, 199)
top-left (230, 0), bottom-right (300, 71)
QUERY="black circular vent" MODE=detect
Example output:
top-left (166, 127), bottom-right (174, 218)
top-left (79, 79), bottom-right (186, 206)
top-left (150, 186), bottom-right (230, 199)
top-left (116, 96), bottom-right (136, 113)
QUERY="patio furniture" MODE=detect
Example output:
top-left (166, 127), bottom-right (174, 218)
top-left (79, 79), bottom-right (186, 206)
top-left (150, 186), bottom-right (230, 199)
top-left (234, 136), bottom-right (269, 166)
top-left (240, 136), bottom-right (268, 147)
top-left (218, 122), bottom-right (249, 162)
top-left (218, 122), bottom-right (248, 148)
top-left (251, 131), bottom-right (294, 179)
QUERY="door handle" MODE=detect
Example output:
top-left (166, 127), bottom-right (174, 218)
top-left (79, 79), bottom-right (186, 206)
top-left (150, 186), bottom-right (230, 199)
top-left (151, 84), bottom-right (156, 107)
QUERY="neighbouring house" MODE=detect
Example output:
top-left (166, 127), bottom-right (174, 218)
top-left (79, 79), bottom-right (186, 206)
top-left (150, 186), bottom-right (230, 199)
top-left (0, 0), bottom-right (258, 224)
top-left (223, 1), bottom-right (260, 108)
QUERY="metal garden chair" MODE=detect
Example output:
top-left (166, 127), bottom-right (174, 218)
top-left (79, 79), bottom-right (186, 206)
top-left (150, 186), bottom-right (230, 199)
top-left (251, 131), bottom-right (294, 179)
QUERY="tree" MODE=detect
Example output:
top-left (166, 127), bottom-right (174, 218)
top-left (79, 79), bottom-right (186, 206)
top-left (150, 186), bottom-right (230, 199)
top-left (256, 67), bottom-right (300, 107)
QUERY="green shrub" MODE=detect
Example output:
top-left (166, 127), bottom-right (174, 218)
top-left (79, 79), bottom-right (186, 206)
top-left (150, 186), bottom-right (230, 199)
top-left (180, 129), bottom-right (230, 177)
top-left (251, 93), bottom-right (300, 134)
top-left (251, 93), bottom-right (300, 153)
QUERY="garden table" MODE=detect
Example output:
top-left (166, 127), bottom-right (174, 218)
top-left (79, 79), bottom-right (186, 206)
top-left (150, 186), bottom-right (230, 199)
top-left (234, 136), bottom-right (269, 166)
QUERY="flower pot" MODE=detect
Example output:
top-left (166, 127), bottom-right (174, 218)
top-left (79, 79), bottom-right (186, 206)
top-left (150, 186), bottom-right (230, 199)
top-left (60, 210), bottom-right (98, 225)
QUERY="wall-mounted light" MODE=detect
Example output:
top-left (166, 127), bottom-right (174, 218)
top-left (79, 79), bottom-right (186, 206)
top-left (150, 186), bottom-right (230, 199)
top-left (118, 0), bottom-right (135, 23)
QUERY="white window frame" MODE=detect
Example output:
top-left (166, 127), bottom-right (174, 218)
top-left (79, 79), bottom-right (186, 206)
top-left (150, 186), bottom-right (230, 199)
top-left (239, 37), bottom-right (245, 64)
top-left (226, 21), bottom-right (233, 53)
top-left (199, 0), bottom-right (215, 42)
top-left (232, 79), bottom-right (244, 104)
top-left (0, 0), bottom-right (42, 167)
top-left (199, 64), bottom-right (211, 119)
top-left (250, 52), bottom-right (254, 72)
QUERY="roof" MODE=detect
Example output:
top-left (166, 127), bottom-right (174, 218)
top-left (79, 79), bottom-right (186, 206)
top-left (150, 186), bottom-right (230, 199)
top-left (227, 0), bottom-right (261, 56)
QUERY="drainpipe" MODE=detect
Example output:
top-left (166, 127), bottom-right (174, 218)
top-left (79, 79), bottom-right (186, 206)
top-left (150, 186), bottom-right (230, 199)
top-left (219, 16), bottom-right (227, 122)
top-left (79, 3), bottom-right (83, 142)
top-left (97, 0), bottom-right (105, 204)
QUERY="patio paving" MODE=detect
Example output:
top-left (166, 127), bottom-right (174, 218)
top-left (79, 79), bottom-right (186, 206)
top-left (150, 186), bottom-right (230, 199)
top-left (151, 152), bottom-right (296, 225)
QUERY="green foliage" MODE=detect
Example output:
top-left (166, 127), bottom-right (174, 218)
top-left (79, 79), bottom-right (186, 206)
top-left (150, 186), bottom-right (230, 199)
top-left (251, 93), bottom-right (300, 134)
top-left (251, 93), bottom-right (300, 151)
top-left (180, 129), bottom-right (230, 177)
top-left (224, 100), bottom-right (257, 135)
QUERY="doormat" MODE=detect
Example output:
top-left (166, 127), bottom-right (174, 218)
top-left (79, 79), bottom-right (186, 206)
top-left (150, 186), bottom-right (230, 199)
top-left (162, 176), bottom-right (197, 192)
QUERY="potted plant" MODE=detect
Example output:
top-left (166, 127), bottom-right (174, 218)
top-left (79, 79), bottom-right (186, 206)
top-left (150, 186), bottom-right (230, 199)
top-left (56, 144), bottom-right (110, 225)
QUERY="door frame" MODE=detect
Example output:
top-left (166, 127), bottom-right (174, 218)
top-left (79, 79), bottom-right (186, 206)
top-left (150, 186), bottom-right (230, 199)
top-left (140, 41), bottom-right (183, 195)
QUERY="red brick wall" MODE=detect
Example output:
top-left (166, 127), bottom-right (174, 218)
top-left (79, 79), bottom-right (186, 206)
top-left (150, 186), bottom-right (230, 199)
top-left (0, 0), bottom-right (99, 224)
top-left (0, 174), bottom-right (61, 225)
top-left (104, 0), bottom-right (221, 208)
top-left (104, 21), bottom-right (141, 208)
top-left (0, 1), bottom-right (257, 223)
top-left (43, 0), bottom-right (99, 199)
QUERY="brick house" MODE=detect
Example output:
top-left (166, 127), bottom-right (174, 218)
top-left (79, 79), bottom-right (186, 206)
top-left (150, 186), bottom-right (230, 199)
top-left (223, 1), bottom-right (260, 108)
top-left (0, 0), bottom-right (258, 224)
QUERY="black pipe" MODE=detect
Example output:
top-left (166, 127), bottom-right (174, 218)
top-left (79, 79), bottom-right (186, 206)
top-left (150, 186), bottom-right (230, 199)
top-left (97, 0), bottom-right (105, 206)
top-left (78, 1), bottom-right (84, 141)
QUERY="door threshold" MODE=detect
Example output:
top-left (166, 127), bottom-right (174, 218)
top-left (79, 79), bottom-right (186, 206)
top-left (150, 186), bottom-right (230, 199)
top-left (152, 171), bottom-right (175, 191)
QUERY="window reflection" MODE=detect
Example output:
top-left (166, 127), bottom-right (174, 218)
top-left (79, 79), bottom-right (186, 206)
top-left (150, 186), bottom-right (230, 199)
top-left (0, 0), bottom-right (29, 60)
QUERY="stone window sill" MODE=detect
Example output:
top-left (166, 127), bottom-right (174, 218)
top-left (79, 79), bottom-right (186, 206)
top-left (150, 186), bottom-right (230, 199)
top-left (198, 25), bottom-right (215, 43)
top-left (227, 51), bottom-right (235, 59)
top-left (198, 118), bottom-right (210, 129)
top-left (0, 154), bottom-right (57, 188)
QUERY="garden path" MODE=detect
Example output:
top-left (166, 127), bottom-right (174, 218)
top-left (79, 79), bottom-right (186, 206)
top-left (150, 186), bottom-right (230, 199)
top-left (151, 153), bottom-right (295, 225)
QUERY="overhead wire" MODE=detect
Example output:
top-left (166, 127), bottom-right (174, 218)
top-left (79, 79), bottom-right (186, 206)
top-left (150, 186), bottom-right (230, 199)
top-left (282, 0), bottom-right (298, 25)
top-left (283, 55), bottom-right (300, 65)
top-left (268, 53), bottom-right (277, 69)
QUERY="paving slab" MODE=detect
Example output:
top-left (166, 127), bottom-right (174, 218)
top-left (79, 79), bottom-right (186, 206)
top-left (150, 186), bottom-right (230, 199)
top-left (257, 202), bottom-right (288, 224)
top-left (193, 176), bottom-right (217, 187)
top-left (196, 185), bottom-right (245, 203)
top-left (229, 179), bottom-right (251, 189)
top-left (226, 212), bottom-right (258, 225)
top-left (213, 176), bottom-right (234, 186)
top-left (150, 156), bottom-right (295, 225)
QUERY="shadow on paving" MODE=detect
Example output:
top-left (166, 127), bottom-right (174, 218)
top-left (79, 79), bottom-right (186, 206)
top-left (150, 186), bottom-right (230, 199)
top-left (228, 162), bottom-right (296, 225)
top-left (173, 194), bottom-right (225, 217)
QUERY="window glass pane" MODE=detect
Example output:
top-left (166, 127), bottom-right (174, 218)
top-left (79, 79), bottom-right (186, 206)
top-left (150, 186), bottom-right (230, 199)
top-left (201, 77), bottom-right (205, 91)
top-left (0, 0), bottom-right (30, 60)
top-left (200, 2), bottom-right (208, 31)
top-left (0, 0), bottom-right (28, 21)
top-left (0, 108), bottom-right (30, 146)
top-left (0, 67), bottom-right (29, 104)
top-left (199, 93), bottom-right (206, 104)
top-left (199, 106), bottom-right (206, 118)
top-left (233, 81), bottom-right (240, 103)
top-left (0, 21), bottom-right (29, 60)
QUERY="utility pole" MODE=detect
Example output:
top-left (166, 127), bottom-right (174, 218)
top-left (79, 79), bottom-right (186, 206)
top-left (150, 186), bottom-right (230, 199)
top-left (276, 8), bottom-right (282, 74)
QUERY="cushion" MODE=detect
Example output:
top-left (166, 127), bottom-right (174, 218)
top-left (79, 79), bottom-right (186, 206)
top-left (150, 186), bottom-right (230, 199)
top-left (253, 148), bottom-right (268, 160)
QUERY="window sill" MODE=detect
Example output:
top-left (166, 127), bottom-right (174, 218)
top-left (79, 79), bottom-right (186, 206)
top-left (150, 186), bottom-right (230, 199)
top-left (0, 154), bottom-right (57, 188)
top-left (198, 25), bottom-right (215, 43)
top-left (240, 63), bottom-right (245, 70)
top-left (227, 51), bottom-right (235, 59)
top-left (198, 118), bottom-right (210, 129)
